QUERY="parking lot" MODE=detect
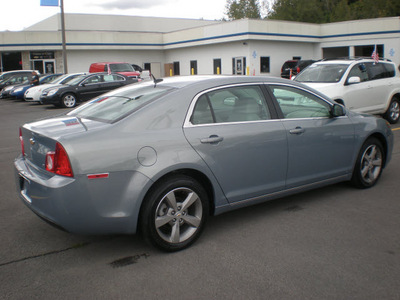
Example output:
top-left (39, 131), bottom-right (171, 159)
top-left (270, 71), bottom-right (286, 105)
top-left (1, 98), bottom-right (399, 299)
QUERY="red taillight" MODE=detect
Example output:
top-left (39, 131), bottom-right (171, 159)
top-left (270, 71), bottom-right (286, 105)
top-left (297, 67), bottom-right (300, 73)
top-left (19, 128), bottom-right (25, 156)
top-left (45, 142), bottom-right (73, 177)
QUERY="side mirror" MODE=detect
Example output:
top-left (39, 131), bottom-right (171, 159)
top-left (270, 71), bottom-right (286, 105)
top-left (347, 76), bottom-right (361, 85)
top-left (331, 104), bottom-right (345, 117)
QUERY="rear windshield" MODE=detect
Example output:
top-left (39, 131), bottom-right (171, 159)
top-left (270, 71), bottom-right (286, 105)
top-left (107, 63), bottom-right (135, 73)
top-left (295, 64), bottom-right (349, 83)
top-left (67, 83), bottom-right (174, 123)
top-left (282, 61), bottom-right (298, 69)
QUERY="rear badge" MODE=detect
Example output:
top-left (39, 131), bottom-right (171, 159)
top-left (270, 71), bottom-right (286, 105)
top-left (62, 119), bottom-right (80, 126)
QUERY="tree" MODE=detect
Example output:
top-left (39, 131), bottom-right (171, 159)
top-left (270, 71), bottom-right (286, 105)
top-left (226, 0), bottom-right (262, 20)
top-left (266, 0), bottom-right (400, 23)
top-left (267, 0), bottom-right (326, 23)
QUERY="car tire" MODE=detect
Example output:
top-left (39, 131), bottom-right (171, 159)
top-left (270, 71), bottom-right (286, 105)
top-left (383, 97), bottom-right (400, 124)
top-left (61, 93), bottom-right (77, 108)
top-left (351, 137), bottom-right (384, 189)
top-left (140, 175), bottom-right (209, 252)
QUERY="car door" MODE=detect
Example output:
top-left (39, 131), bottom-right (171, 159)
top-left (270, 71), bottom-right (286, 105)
top-left (183, 84), bottom-right (288, 203)
top-left (339, 62), bottom-right (378, 113)
top-left (269, 84), bottom-right (355, 188)
top-left (364, 62), bottom-right (396, 112)
top-left (101, 74), bottom-right (127, 93)
top-left (76, 75), bottom-right (105, 101)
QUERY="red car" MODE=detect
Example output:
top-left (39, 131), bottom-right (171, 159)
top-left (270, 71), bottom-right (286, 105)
top-left (89, 62), bottom-right (140, 78)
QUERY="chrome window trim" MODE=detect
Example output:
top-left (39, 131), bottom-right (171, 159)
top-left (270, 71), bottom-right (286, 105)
top-left (184, 82), bottom-right (271, 128)
top-left (184, 82), bottom-right (343, 128)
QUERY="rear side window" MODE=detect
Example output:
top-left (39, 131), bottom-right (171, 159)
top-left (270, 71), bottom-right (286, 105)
top-left (366, 62), bottom-right (395, 80)
top-left (190, 85), bottom-right (271, 124)
top-left (382, 63), bottom-right (395, 77)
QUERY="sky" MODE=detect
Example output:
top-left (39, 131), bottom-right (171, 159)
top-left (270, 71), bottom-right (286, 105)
top-left (0, 0), bottom-right (231, 31)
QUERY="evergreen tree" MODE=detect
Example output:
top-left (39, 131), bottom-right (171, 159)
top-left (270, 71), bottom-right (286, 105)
top-left (266, 0), bottom-right (400, 23)
top-left (226, 0), bottom-right (262, 20)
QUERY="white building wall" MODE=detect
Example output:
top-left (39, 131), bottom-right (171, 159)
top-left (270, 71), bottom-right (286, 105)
top-left (66, 49), bottom-right (165, 74)
top-left (165, 40), bottom-right (320, 77)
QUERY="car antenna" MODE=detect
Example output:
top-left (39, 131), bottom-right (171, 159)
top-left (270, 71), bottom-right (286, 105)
top-left (151, 74), bottom-right (163, 87)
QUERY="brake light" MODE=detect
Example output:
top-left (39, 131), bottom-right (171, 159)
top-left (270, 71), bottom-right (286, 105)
top-left (297, 67), bottom-right (300, 73)
top-left (45, 142), bottom-right (73, 177)
top-left (19, 128), bottom-right (25, 156)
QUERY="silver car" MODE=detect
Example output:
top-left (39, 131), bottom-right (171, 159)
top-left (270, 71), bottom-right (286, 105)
top-left (15, 76), bottom-right (394, 251)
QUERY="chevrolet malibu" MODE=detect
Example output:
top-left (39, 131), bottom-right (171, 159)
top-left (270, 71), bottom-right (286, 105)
top-left (15, 76), bottom-right (393, 251)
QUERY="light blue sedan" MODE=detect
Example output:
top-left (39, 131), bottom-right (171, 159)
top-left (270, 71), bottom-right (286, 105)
top-left (14, 76), bottom-right (394, 251)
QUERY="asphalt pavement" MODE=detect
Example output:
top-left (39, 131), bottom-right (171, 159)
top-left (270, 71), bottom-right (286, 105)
top-left (0, 98), bottom-right (399, 299)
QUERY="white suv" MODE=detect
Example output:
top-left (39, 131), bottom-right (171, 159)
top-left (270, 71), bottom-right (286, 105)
top-left (294, 58), bottom-right (400, 124)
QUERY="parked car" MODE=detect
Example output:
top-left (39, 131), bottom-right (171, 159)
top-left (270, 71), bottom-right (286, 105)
top-left (281, 60), bottom-right (316, 79)
top-left (294, 58), bottom-right (400, 124)
top-left (0, 78), bottom-right (30, 98)
top-left (89, 62), bottom-right (140, 78)
top-left (0, 70), bottom-right (39, 84)
top-left (0, 73), bottom-right (32, 91)
top-left (24, 73), bottom-right (85, 102)
top-left (9, 74), bottom-right (63, 100)
top-left (40, 72), bottom-right (138, 108)
top-left (15, 75), bottom-right (393, 251)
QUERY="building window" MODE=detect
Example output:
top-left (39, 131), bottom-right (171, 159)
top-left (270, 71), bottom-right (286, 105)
top-left (173, 62), bottom-right (180, 75)
top-left (293, 56), bottom-right (301, 60)
top-left (260, 57), bottom-right (270, 73)
top-left (190, 60), bottom-right (197, 75)
top-left (213, 59), bottom-right (221, 74)
top-left (144, 63), bottom-right (151, 72)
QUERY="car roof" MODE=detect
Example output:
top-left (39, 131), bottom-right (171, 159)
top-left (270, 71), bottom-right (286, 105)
top-left (147, 75), bottom-right (306, 90)
top-left (315, 58), bottom-right (394, 65)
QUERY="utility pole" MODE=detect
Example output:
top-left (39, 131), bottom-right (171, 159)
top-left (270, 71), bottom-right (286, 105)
top-left (60, 0), bottom-right (68, 73)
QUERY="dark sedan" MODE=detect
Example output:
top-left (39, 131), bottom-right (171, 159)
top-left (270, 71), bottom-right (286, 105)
top-left (39, 72), bottom-right (138, 108)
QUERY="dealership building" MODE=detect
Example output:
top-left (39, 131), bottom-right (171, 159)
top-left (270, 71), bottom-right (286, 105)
top-left (0, 14), bottom-right (399, 77)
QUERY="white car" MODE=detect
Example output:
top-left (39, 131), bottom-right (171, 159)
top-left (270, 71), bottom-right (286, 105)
top-left (24, 73), bottom-right (85, 102)
top-left (295, 58), bottom-right (400, 124)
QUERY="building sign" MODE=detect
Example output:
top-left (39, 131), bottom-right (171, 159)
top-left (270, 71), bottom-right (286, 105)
top-left (40, 0), bottom-right (59, 6)
top-left (30, 52), bottom-right (55, 60)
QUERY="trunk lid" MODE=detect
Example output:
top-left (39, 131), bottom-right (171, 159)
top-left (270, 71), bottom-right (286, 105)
top-left (21, 116), bottom-right (108, 171)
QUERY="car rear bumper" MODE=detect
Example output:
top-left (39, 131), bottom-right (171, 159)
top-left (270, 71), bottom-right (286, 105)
top-left (14, 155), bottom-right (150, 235)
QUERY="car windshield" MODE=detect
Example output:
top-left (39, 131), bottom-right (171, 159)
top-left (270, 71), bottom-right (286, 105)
top-left (109, 63), bottom-right (135, 72)
top-left (68, 83), bottom-right (175, 123)
top-left (295, 63), bottom-right (349, 83)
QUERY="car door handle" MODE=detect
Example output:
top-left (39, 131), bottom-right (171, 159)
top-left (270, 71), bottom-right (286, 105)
top-left (200, 135), bottom-right (223, 144)
top-left (289, 127), bottom-right (305, 135)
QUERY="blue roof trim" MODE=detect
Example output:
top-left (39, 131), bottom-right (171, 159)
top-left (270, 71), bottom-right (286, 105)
top-left (322, 30), bottom-right (400, 38)
top-left (1, 30), bottom-right (399, 48)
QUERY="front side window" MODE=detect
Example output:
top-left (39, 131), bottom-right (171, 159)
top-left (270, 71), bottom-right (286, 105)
top-left (270, 85), bottom-right (331, 119)
top-left (347, 63), bottom-right (369, 82)
top-left (190, 85), bottom-right (271, 125)
top-left (82, 75), bottom-right (102, 85)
